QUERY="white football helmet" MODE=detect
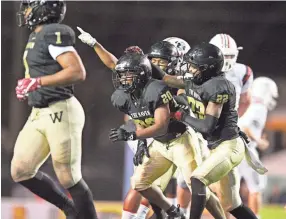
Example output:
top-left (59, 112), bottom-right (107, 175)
top-left (209, 33), bottom-right (243, 72)
top-left (163, 37), bottom-right (191, 56)
top-left (164, 37), bottom-right (190, 75)
top-left (251, 77), bottom-right (279, 111)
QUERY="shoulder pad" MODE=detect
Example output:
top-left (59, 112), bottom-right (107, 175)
top-left (145, 79), bottom-right (173, 108)
top-left (144, 80), bottom-right (168, 101)
top-left (111, 89), bottom-right (129, 113)
top-left (202, 76), bottom-right (234, 104)
top-left (43, 24), bottom-right (75, 47)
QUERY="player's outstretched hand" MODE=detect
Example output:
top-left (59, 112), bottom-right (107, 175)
top-left (109, 128), bottom-right (137, 142)
top-left (77, 26), bottom-right (97, 48)
top-left (133, 139), bottom-right (150, 166)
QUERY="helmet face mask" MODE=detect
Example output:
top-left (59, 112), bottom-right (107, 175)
top-left (113, 54), bottom-right (152, 93)
top-left (113, 69), bottom-right (142, 93)
top-left (16, 0), bottom-right (66, 29)
top-left (16, 1), bottom-right (31, 27)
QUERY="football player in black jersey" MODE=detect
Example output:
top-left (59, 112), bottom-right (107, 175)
top-left (109, 52), bottom-right (194, 218)
top-left (149, 41), bottom-right (226, 219)
top-left (77, 28), bottom-right (226, 219)
top-left (153, 43), bottom-right (260, 219)
top-left (77, 27), bottom-right (179, 217)
top-left (12, 1), bottom-right (97, 218)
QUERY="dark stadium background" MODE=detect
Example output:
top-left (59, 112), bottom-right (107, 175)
top-left (2, 1), bottom-right (286, 204)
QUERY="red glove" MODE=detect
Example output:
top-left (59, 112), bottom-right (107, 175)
top-left (16, 77), bottom-right (41, 101)
top-left (173, 109), bottom-right (186, 121)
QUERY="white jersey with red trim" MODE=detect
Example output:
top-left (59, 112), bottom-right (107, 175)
top-left (238, 101), bottom-right (268, 149)
top-left (238, 101), bottom-right (268, 193)
top-left (225, 63), bottom-right (254, 110)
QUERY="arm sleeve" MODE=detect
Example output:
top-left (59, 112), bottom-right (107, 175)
top-left (48, 45), bottom-right (76, 60)
top-left (241, 66), bottom-right (254, 93)
top-left (182, 114), bottom-right (218, 135)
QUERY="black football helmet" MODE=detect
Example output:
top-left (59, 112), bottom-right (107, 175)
top-left (148, 41), bottom-right (180, 75)
top-left (113, 53), bottom-right (152, 93)
top-left (183, 43), bottom-right (224, 85)
top-left (17, 0), bottom-right (66, 29)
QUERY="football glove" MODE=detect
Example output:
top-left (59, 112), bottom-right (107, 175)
top-left (109, 128), bottom-right (137, 142)
top-left (173, 108), bottom-right (187, 121)
top-left (173, 93), bottom-right (190, 111)
top-left (133, 139), bottom-right (150, 166)
top-left (77, 26), bottom-right (97, 48)
top-left (16, 77), bottom-right (41, 101)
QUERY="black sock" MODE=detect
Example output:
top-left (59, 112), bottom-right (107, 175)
top-left (68, 179), bottom-right (98, 219)
top-left (150, 202), bottom-right (164, 219)
top-left (19, 171), bottom-right (76, 216)
top-left (189, 177), bottom-right (207, 219)
top-left (230, 204), bottom-right (258, 219)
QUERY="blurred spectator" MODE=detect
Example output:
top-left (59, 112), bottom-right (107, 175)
top-left (268, 185), bottom-right (282, 204)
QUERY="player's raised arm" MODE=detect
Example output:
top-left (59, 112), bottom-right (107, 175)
top-left (77, 26), bottom-right (118, 69)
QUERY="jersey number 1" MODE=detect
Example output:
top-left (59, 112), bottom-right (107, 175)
top-left (55, 32), bottom-right (62, 44)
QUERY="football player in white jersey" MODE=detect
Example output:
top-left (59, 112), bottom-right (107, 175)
top-left (209, 33), bottom-right (253, 118)
top-left (238, 77), bottom-right (278, 219)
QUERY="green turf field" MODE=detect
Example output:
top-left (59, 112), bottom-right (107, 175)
top-left (260, 205), bottom-right (286, 219)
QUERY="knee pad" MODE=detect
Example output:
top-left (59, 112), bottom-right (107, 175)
top-left (11, 160), bottom-right (38, 182)
top-left (53, 160), bottom-right (82, 188)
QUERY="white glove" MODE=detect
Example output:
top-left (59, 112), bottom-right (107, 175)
top-left (77, 26), bottom-right (97, 48)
